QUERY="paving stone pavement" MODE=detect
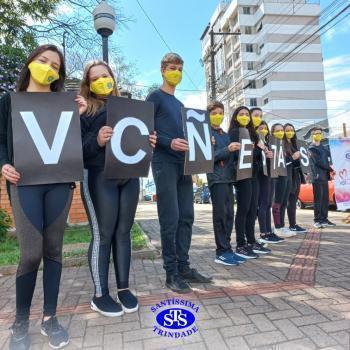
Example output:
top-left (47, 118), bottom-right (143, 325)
top-left (0, 203), bottom-right (349, 350)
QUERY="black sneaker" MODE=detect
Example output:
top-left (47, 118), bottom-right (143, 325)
top-left (250, 242), bottom-right (271, 255)
top-left (179, 268), bottom-right (212, 283)
top-left (260, 233), bottom-right (283, 244)
top-left (235, 245), bottom-right (259, 259)
top-left (270, 233), bottom-right (284, 242)
top-left (118, 289), bottom-right (139, 313)
top-left (9, 320), bottom-right (31, 350)
top-left (41, 316), bottom-right (69, 349)
top-left (91, 294), bottom-right (124, 317)
top-left (289, 224), bottom-right (307, 233)
top-left (321, 219), bottom-right (336, 227)
top-left (165, 275), bottom-right (191, 293)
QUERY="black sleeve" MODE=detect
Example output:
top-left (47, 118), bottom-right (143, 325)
top-left (146, 92), bottom-right (172, 150)
top-left (0, 93), bottom-right (11, 168)
top-left (229, 128), bottom-right (240, 162)
top-left (80, 115), bottom-right (101, 161)
top-left (309, 147), bottom-right (331, 171)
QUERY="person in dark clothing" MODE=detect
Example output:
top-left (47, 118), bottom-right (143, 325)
top-left (146, 53), bottom-right (212, 293)
top-left (229, 106), bottom-right (271, 259)
top-left (206, 101), bottom-right (245, 266)
top-left (0, 45), bottom-right (87, 350)
top-left (308, 127), bottom-right (336, 228)
top-left (271, 123), bottom-right (296, 238)
top-left (255, 121), bottom-right (284, 244)
top-left (79, 60), bottom-right (157, 317)
top-left (283, 123), bottom-right (307, 233)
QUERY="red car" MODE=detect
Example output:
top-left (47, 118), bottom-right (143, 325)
top-left (298, 174), bottom-right (336, 209)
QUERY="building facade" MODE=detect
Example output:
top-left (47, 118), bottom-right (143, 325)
top-left (201, 0), bottom-right (328, 129)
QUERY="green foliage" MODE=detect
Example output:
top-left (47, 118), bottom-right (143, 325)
top-left (0, 208), bottom-right (12, 241)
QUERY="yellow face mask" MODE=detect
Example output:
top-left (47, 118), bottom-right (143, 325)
top-left (237, 115), bottom-right (250, 127)
top-left (252, 116), bottom-right (262, 127)
top-left (313, 133), bottom-right (323, 142)
top-left (285, 130), bottom-right (295, 139)
top-left (28, 61), bottom-right (59, 86)
top-left (258, 128), bottom-right (268, 137)
top-left (164, 70), bottom-right (182, 86)
top-left (90, 77), bottom-right (115, 96)
top-left (210, 113), bottom-right (224, 127)
top-left (273, 130), bottom-right (285, 140)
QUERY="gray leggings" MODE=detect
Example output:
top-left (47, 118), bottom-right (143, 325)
top-left (11, 183), bottom-right (73, 321)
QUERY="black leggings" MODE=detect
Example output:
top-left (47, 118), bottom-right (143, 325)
top-left (287, 172), bottom-right (301, 227)
top-left (234, 178), bottom-right (258, 247)
top-left (272, 175), bottom-right (290, 229)
top-left (258, 175), bottom-right (273, 234)
top-left (210, 183), bottom-right (234, 255)
top-left (81, 168), bottom-right (139, 297)
top-left (10, 183), bottom-right (73, 321)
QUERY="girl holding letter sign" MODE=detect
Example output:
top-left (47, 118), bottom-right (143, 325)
top-left (270, 123), bottom-right (296, 238)
top-left (283, 123), bottom-right (307, 234)
top-left (79, 60), bottom-right (156, 318)
top-left (0, 45), bottom-right (86, 350)
top-left (255, 121), bottom-right (284, 244)
top-left (229, 106), bottom-right (271, 259)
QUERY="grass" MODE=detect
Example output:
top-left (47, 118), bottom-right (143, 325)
top-left (0, 223), bottom-right (148, 266)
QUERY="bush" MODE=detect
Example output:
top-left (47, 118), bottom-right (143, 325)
top-left (0, 208), bottom-right (12, 241)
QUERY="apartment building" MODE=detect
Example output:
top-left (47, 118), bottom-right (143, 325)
top-left (201, 0), bottom-right (328, 129)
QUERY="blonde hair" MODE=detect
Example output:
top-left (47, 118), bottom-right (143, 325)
top-left (80, 60), bottom-right (120, 116)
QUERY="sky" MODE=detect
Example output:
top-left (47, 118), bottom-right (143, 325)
top-left (111, 0), bottom-right (350, 134)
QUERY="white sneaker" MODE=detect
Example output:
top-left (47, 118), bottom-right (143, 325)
top-left (274, 227), bottom-right (296, 238)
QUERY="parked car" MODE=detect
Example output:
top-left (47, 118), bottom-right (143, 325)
top-left (194, 185), bottom-right (211, 204)
top-left (298, 175), bottom-right (336, 209)
top-left (143, 194), bottom-right (152, 201)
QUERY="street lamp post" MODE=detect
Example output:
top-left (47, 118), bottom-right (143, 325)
top-left (93, 1), bottom-right (116, 63)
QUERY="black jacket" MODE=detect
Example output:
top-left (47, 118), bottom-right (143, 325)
top-left (206, 128), bottom-right (235, 187)
top-left (80, 106), bottom-right (107, 169)
top-left (308, 143), bottom-right (332, 183)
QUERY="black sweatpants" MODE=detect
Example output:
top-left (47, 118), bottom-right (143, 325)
top-left (258, 175), bottom-right (273, 234)
top-left (152, 161), bottom-right (194, 276)
top-left (10, 183), bottom-right (73, 321)
top-left (81, 168), bottom-right (140, 297)
top-left (280, 167), bottom-right (293, 228)
top-left (234, 178), bottom-right (258, 247)
top-left (312, 181), bottom-right (329, 223)
top-left (210, 182), bottom-right (234, 256)
top-left (287, 171), bottom-right (301, 228)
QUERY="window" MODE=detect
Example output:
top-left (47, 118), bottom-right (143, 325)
top-left (247, 61), bottom-right (254, 70)
top-left (227, 74), bottom-right (234, 87)
top-left (246, 44), bottom-right (253, 52)
top-left (245, 26), bottom-right (252, 35)
top-left (259, 43), bottom-right (265, 51)
top-left (262, 78), bottom-right (267, 86)
top-left (250, 98), bottom-right (257, 106)
top-left (235, 52), bottom-right (240, 60)
top-left (243, 7), bottom-right (251, 14)
top-left (227, 58), bottom-right (233, 69)
top-left (257, 22), bottom-right (263, 32)
top-left (248, 80), bottom-right (256, 89)
top-left (263, 98), bottom-right (269, 105)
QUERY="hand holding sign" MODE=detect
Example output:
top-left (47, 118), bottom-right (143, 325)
top-left (292, 151), bottom-right (301, 160)
top-left (149, 132), bottom-right (157, 149)
top-left (228, 142), bottom-right (240, 152)
top-left (171, 138), bottom-right (189, 152)
top-left (98, 126), bottom-right (114, 147)
top-left (1, 164), bottom-right (21, 184)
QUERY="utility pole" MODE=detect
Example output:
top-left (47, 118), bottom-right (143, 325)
top-left (343, 123), bottom-right (347, 137)
top-left (207, 27), bottom-right (240, 102)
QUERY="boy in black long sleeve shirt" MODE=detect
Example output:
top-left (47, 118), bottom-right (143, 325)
top-left (308, 127), bottom-right (336, 228)
top-left (146, 53), bottom-right (211, 293)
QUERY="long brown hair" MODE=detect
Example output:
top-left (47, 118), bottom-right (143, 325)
top-left (80, 60), bottom-right (120, 116)
top-left (16, 44), bottom-right (66, 92)
top-left (229, 106), bottom-right (258, 143)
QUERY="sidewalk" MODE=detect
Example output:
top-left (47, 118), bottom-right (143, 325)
top-left (0, 203), bottom-right (349, 350)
